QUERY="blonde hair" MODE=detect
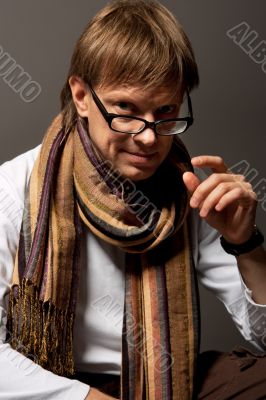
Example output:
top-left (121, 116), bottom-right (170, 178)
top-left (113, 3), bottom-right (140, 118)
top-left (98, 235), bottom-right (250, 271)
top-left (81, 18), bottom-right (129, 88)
top-left (61, 0), bottom-right (199, 132)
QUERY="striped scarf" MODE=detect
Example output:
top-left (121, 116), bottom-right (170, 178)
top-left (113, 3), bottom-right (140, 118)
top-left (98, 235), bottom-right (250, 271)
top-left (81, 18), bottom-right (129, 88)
top-left (7, 114), bottom-right (200, 399)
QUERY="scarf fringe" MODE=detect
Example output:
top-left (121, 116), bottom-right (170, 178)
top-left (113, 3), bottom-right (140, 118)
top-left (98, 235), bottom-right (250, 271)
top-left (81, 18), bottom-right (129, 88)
top-left (7, 279), bottom-right (75, 376)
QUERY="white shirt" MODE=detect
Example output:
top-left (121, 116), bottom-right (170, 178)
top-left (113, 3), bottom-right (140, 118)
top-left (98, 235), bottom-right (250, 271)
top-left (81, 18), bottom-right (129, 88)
top-left (0, 145), bottom-right (265, 400)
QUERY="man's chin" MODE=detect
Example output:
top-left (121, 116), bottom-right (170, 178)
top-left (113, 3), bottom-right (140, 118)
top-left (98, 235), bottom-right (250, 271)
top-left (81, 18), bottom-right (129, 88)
top-left (118, 165), bottom-right (157, 182)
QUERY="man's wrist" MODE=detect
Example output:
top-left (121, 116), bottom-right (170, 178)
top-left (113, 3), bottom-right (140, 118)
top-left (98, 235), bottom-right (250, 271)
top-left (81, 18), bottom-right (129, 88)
top-left (220, 225), bottom-right (264, 257)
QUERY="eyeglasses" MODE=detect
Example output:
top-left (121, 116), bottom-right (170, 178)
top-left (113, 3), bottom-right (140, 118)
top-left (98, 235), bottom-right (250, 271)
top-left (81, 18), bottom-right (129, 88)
top-left (89, 86), bottom-right (194, 136)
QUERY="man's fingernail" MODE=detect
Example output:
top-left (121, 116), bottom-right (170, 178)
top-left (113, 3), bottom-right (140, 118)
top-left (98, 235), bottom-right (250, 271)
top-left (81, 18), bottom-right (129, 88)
top-left (190, 198), bottom-right (198, 207)
top-left (193, 157), bottom-right (202, 165)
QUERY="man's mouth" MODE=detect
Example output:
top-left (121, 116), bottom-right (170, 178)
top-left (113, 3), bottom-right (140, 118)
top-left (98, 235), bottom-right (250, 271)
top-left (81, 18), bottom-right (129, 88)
top-left (123, 151), bottom-right (157, 166)
top-left (125, 151), bottom-right (157, 158)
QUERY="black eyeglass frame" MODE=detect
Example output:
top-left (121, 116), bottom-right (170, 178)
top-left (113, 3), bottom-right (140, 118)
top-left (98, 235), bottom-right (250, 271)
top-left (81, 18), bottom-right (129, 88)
top-left (88, 85), bottom-right (194, 136)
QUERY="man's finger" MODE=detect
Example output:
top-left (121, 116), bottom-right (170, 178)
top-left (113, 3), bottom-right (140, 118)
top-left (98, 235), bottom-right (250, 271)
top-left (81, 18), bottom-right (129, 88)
top-left (183, 172), bottom-right (201, 194)
top-left (191, 155), bottom-right (228, 173)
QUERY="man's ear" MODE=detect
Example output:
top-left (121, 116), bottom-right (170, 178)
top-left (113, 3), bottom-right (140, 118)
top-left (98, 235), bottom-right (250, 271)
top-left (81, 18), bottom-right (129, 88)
top-left (68, 76), bottom-right (89, 117)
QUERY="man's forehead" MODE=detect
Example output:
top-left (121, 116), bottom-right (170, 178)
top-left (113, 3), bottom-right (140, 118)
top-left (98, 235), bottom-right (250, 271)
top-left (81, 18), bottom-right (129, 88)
top-left (96, 83), bottom-right (184, 103)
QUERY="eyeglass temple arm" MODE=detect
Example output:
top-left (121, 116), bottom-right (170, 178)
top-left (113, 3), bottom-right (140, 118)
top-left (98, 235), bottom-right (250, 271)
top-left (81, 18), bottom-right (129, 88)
top-left (186, 89), bottom-right (194, 121)
top-left (88, 85), bottom-right (110, 120)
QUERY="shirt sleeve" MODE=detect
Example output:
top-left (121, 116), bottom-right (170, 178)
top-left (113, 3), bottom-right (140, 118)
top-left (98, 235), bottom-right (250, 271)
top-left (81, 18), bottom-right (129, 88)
top-left (0, 182), bottom-right (90, 399)
top-left (193, 208), bottom-right (266, 352)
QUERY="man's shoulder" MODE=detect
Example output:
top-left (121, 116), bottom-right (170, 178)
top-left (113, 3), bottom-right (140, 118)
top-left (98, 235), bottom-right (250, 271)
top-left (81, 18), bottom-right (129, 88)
top-left (0, 145), bottom-right (41, 171)
top-left (0, 145), bottom-right (41, 206)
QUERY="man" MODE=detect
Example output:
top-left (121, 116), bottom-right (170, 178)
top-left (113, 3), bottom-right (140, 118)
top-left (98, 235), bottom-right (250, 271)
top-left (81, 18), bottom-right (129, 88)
top-left (0, 1), bottom-right (266, 399)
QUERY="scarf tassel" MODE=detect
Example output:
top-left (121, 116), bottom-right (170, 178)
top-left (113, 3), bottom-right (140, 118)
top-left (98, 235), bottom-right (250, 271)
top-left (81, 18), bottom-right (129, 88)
top-left (7, 279), bottom-right (75, 376)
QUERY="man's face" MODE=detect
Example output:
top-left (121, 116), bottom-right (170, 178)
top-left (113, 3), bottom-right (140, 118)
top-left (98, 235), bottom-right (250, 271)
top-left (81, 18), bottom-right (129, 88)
top-left (83, 84), bottom-right (182, 181)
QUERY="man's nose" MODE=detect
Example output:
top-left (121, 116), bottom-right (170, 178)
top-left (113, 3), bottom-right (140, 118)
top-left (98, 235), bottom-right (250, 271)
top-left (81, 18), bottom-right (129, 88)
top-left (132, 114), bottom-right (157, 146)
top-left (132, 127), bottom-right (157, 146)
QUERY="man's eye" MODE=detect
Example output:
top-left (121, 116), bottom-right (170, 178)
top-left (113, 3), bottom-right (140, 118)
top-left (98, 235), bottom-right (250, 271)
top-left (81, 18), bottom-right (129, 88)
top-left (157, 105), bottom-right (176, 115)
top-left (117, 102), bottom-right (131, 111)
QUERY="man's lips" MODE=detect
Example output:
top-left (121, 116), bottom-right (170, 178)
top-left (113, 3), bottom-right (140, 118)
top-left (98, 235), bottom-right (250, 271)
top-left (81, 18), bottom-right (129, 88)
top-left (124, 151), bottom-right (157, 157)
top-left (122, 151), bottom-right (157, 166)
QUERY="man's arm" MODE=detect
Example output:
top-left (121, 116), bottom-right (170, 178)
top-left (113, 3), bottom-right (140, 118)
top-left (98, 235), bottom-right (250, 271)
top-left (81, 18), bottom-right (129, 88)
top-left (237, 246), bottom-right (266, 304)
top-left (0, 343), bottom-right (89, 400)
top-left (0, 199), bottom-right (89, 399)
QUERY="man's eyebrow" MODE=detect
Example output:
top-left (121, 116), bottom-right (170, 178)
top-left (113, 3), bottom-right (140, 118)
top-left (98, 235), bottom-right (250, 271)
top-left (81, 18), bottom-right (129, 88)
top-left (103, 94), bottom-right (144, 109)
top-left (103, 92), bottom-right (135, 100)
top-left (102, 92), bottom-right (180, 108)
top-left (156, 103), bottom-right (178, 108)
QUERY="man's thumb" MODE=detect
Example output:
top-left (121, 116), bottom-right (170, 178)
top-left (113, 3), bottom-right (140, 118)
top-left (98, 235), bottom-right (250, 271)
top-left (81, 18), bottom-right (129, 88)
top-left (183, 172), bottom-right (201, 194)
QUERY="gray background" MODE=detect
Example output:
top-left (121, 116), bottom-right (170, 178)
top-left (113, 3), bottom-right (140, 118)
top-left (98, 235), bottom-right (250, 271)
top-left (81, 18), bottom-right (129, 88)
top-left (0, 1), bottom-right (265, 352)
